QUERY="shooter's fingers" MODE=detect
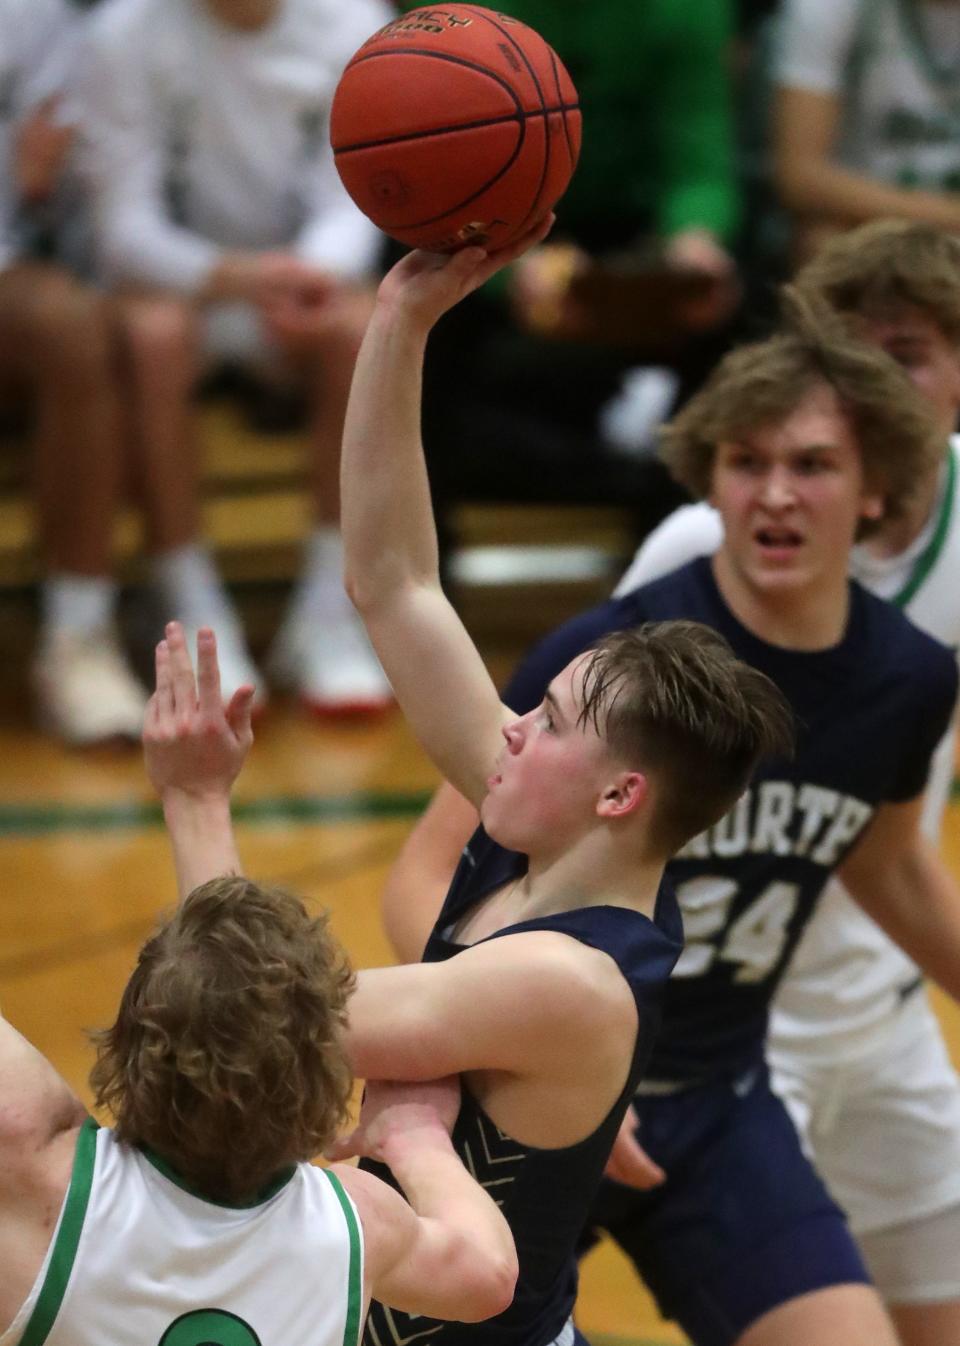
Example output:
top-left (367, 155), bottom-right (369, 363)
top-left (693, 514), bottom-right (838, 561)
top-left (165, 621), bottom-right (198, 718)
top-left (195, 627), bottom-right (223, 717)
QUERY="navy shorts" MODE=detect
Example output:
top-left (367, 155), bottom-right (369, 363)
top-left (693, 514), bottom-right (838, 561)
top-left (582, 1064), bottom-right (870, 1346)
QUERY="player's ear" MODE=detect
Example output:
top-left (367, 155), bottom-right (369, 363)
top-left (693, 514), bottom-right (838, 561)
top-left (860, 490), bottom-right (884, 522)
top-left (596, 772), bottom-right (648, 819)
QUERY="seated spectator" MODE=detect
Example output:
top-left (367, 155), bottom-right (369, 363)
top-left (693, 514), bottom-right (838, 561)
top-left (774, 0), bottom-right (960, 263)
top-left (77, 0), bottom-right (395, 714)
top-left (0, 0), bottom-right (146, 746)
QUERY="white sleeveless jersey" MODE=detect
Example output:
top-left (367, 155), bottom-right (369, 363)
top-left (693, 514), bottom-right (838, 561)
top-left (776, 0), bottom-right (960, 194)
top-left (613, 438), bottom-right (960, 1050)
top-left (1, 1120), bottom-right (364, 1346)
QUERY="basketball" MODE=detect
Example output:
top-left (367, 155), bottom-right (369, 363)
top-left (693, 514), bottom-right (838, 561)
top-left (330, 5), bottom-right (581, 253)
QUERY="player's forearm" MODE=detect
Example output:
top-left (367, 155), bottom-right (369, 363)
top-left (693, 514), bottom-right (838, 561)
top-left (775, 155), bottom-right (960, 232)
top-left (846, 840), bottom-right (960, 1001)
top-left (161, 790), bottom-right (242, 901)
top-left (382, 1128), bottom-right (517, 1319)
top-left (340, 301), bottom-right (440, 616)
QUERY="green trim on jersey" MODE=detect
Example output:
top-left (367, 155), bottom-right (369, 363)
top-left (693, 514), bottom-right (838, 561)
top-left (17, 1117), bottom-right (99, 1346)
top-left (324, 1169), bottom-right (363, 1346)
top-left (139, 1145), bottom-right (296, 1209)
top-left (892, 447), bottom-right (957, 609)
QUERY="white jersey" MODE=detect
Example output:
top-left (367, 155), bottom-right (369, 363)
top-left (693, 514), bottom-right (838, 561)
top-left (0, 0), bottom-right (81, 270)
top-left (614, 437), bottom-right (960, 1051)
top-left (77, 0), bottom-right (391, 293)
top-left (776, 0), bottom-right (960, 193)
top-left (1, 1119), bottom-right (364, 1346)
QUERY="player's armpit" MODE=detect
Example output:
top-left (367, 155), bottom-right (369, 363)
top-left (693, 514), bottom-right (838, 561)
top-left (345, 932), bottom-right (636, 1085)
top-left (0, 1016), bottom-right (86, 1201)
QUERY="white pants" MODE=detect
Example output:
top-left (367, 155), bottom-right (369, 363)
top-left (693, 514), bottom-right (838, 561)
top-left (770, 989), bottom-right (960, 1302)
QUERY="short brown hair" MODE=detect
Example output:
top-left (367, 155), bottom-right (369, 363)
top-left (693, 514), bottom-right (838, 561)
top-left (796, 219), bottom-right (960, 346)
top-left (578, 621), bottom-right (795, 856)
top-left (660, 288), bottom-right (941, 530)
top-left (90, 877), bottom-right (355, 1203)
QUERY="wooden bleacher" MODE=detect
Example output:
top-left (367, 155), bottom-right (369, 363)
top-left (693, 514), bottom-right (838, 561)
top-left (0, 397), bottom-right (637, 650)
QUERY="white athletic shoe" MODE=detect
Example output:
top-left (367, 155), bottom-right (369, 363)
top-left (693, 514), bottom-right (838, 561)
top-left (268, 606), bottom-right (393, 716)
top-left (180, 618), bottom-right (268, 711)
top-left (32, 627), bottom-right (148, 746)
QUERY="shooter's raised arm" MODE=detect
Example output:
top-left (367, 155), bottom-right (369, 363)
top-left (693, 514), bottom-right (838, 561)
top-left (340, 222), bottom-right (552, 808)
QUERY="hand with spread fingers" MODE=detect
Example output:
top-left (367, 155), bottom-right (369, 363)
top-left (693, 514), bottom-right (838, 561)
top-left (143, 620), bottom-right (255, 801)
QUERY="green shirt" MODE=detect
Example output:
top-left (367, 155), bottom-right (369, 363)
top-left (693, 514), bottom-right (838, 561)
top-left (400, 0), bottom-right (740, 245)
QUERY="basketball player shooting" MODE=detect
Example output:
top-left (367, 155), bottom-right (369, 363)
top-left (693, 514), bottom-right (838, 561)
top-left (147, 220), bottom-right (791, 1346)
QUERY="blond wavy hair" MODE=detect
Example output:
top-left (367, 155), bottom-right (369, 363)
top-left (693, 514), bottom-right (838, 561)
top-left (796, 219), bottom-right (960, 345)
top-left (90, 876), bottom-right (355, 1203)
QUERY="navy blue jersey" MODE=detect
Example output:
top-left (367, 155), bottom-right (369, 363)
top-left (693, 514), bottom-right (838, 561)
top-left (503, 557), bottom-right (958, 1082)
top-left (362, 828), bottom-right (683, 1346)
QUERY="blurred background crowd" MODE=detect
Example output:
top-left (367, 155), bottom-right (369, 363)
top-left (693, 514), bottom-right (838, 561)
top-left (3, 0), bottom-right (960, 747)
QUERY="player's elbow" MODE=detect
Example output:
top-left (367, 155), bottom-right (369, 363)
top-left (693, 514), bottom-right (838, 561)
top-left (448, 1242), bottom-right (518, 1322)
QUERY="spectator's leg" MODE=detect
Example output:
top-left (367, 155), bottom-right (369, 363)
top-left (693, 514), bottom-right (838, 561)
top-left (0, 261), bottom-right (146, 745)
top-left (270, 286), bottom-right (392, 715)
top-left (116, 290), bottom-right (264, 704)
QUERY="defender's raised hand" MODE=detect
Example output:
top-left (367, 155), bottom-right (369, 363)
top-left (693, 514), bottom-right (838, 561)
top-left (144, 621), bottom-right (255, 801)
top-left (144, 623), bottom-right (253, 900)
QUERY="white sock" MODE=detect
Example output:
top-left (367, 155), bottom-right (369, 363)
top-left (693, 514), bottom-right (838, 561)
top-left (41, 574), bottom-right (116, 640)
top-left (150, 544), bottom-right (238, 630)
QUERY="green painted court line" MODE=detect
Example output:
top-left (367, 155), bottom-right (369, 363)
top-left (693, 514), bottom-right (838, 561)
top-left (0, 791), bottom-right (433, 838)
top-left (0, 775), bottom-right (956, 838)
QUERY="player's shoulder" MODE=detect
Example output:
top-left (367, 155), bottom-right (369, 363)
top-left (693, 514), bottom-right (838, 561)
top-left (857, 580), bottom-right (957, 687)
top-left (474, 928), bottom-right (639, 1036)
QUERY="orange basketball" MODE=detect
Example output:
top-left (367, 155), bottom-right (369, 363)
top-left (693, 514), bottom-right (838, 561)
top-left (330, 5), bottom-right (581, 252)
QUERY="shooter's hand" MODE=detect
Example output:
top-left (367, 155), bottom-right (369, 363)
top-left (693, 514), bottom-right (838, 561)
top-left (143, 621), bottom-right (254, 800)
top-left (375, 214), bottom-right (555, 331)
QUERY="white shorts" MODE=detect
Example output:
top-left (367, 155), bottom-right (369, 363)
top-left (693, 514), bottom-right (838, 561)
top-left (769, 989), bottom-right (960, 1302)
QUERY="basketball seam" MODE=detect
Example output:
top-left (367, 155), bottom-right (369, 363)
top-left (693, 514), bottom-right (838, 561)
top-left (363, 119), bottom-right (529, 230)
top-left (332, 47), bottom-right (523, 153)
top-left (333, 104), bottom-right (579, 156)
top-left (549, 49), bottom-right (577, 168)
top-left (458, 6), bottom-right (553, 232)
